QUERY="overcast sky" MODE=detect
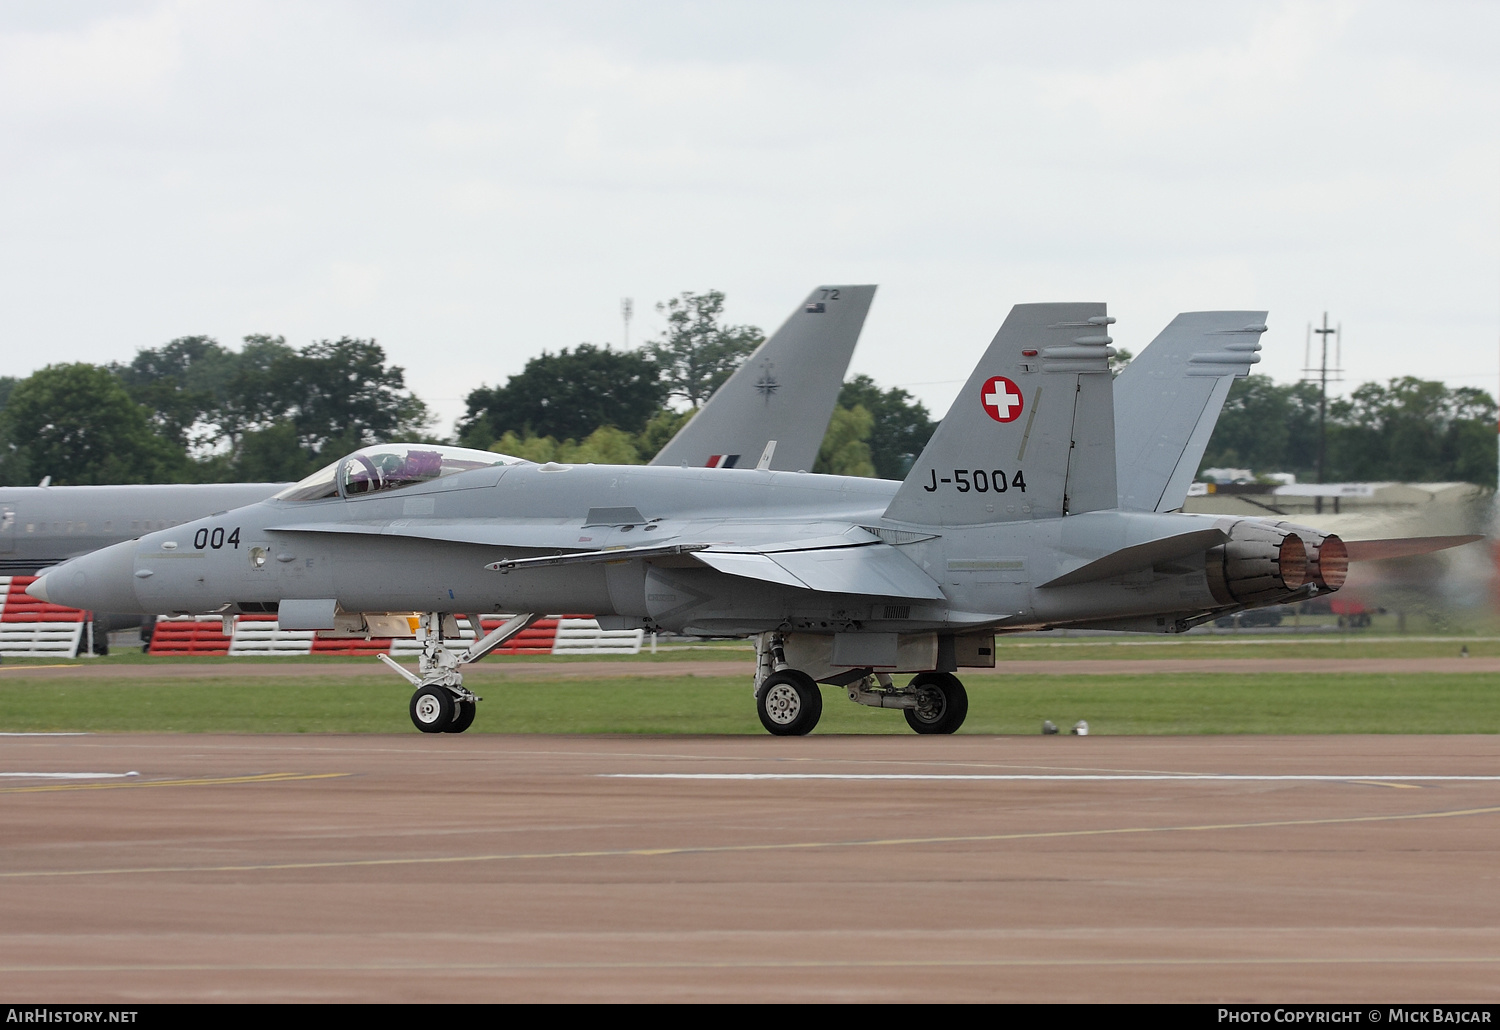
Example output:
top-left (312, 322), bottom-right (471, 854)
top-left (1, 0), bottom-right (1496, 434)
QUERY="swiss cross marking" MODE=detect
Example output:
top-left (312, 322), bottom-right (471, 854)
top-left (980, 376), bottom-right (1024, 423)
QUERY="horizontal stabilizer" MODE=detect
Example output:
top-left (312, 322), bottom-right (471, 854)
top-left (1344, 535), bottom-right (1483, 562)
top-left (695, 543), bottom-right (946, 600)
top-left (1038, 527), bottom-right (1229, 589)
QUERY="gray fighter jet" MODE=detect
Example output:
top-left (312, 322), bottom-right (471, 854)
top-left (0, 483), bottom-right (284, 578)
top-left (32, 302), bottom-right (1479, 735)
top-left (2, 284), bottom-right (872, 578)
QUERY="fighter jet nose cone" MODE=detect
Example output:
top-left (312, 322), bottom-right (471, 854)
top-left (36, 540), bottom-right (144, 613)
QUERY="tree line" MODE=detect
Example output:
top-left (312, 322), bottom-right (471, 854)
top-left (0, 295), bottom-right (1491, 490)
top-left (0, 334), bottom-right (433, 485)
top-left (1199, 375), bottom-right (1497, 488)
top-left (0, 290), bottom-right (938, 486)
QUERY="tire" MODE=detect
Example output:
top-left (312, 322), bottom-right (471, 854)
top-left (410, 685), bottom-right (455, 733)
top-left (756, 670), bottom-right (823, 736)
top-left (904, 673), bottom-right (968, 735)
top-left (445, 699), bottom-right (477, 733)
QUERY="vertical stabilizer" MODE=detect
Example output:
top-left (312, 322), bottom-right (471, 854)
top-left (650, 285), bottom-right (876, 473)
top-left (1114, 312), bottom-right (1265, 512)
top-left (882, 303), bottom-right (1116, 526)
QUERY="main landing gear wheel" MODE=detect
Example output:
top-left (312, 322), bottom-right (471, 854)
top-left (904, 672), bottom-right (968, 735)
top-left (445, 699), bottom-right (477, 734)
top-left (410, 684), bottom-right (455, 733)
top-left (756, 670), bottom-right (823, 736)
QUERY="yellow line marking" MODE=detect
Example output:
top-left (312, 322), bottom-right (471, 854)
top-left (2, 802), bottom-right (1497, 879)
top-left (0, 664), bottom-right (83, 671)
top-left (0, 771), bottom-right (346, 795)
top-left (1347, 779), bottom-right (1421, 789)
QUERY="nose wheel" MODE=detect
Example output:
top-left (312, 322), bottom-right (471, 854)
top-left (381, 612), bottom-right (541, 734)
top-left (447, 698), bottom-right (477, 733)
top-left (410, 685), bottom-right (455, 733)
top-left (409, 686), bottom-right (479, 733)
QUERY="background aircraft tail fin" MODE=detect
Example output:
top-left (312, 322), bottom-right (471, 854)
top-left (882, 302), bottom-right (1116, 526)
top-left (1114, 312), bottom-right (1265, 512)
top-left (649, 285), bottom-right (876, 473)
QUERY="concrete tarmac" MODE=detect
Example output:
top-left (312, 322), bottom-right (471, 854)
top-left (2, 733), bottom-right (1499, 1002)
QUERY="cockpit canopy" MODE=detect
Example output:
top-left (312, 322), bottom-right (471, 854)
top-left (275, 444), bottom-right (525, 502)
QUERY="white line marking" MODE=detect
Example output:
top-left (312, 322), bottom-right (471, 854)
top-left (0, 772), bottom-right (139, 779)
top-left (602, 773), bottom-right (1500, 783)
top-left (0, 732), bottom-right (90, 737)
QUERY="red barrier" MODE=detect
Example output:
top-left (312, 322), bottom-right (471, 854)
top-left (2, 577), bottom-right (88, 623)
top-left (148, 618), bottom-right (231, 656)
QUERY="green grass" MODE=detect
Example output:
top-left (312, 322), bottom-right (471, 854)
top-left (991, 636), bottom-right (1500, 662)
top-left (0, 641), bottom-right (756, 667)
top-left (2, 671), bottom-right (1498, 735)
top-left (1, 632), bottom-right (1493, 672)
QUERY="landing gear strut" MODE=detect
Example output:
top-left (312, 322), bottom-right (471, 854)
top-left (379, 612), bottom-right (538, 733)
top-left (844, 671), bottom-right (970, 735)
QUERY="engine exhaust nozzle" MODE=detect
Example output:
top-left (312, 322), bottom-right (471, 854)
top-left (1278, 534), bottom-right (1310, 590)
top-left (1310, 534), bottom-right (1347, 590)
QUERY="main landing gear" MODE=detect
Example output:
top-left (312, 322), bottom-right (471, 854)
top-left (752, 634), bottom-right (970, 737)
top-left (756, 670), bottom-right (823, 736)
top-left (379, 612), bottom-right (538, 734)
top-left (901, 672), bottom-right (969, 735)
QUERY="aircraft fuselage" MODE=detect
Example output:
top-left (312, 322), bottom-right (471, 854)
top-left (34, 461), bottom-right (1325, 639)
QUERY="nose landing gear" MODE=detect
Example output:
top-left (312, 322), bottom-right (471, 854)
top-left (379, 612), bottom-right (539, 733)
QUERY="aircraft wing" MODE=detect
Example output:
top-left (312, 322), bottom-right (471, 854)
top-left (271, 515), bottom-right (942, 598)
top-left (485, 543), bottom-right (710, 571)
top-left (484, 538), bottom-right (946, 600)
top-left (695, 543), bottom-right (947, 600)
